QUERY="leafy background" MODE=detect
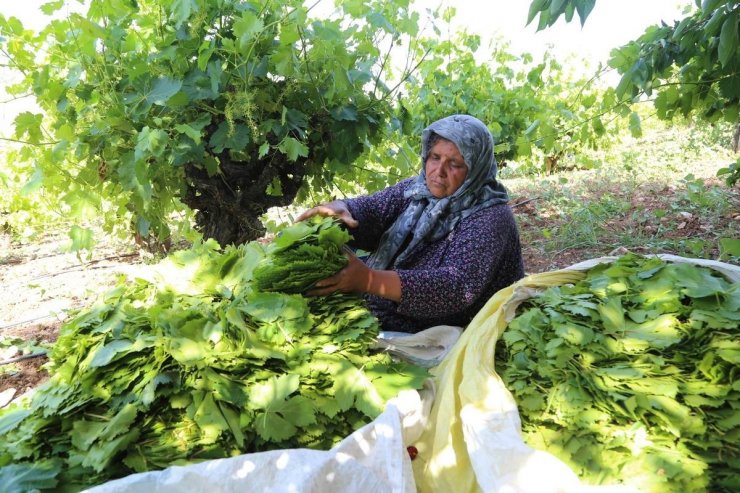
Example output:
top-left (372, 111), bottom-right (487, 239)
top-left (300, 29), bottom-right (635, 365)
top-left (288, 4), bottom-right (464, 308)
top-left (1, 0), bottom-right (737, 251)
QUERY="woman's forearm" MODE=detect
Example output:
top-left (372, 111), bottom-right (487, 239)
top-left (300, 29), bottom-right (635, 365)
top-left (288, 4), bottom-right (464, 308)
top-left (365, 269), bottom-right (402, 302)
top-left (307, 252), bottom-right (401, 301)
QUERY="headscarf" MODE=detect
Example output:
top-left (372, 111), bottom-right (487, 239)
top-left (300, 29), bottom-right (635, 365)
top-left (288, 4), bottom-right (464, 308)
top-left (366, 114), bottom-right (510, 270)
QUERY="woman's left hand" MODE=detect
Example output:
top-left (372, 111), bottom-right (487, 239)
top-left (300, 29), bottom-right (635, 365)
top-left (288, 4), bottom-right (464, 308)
top-left (306, 249), bottom-right (371, 296)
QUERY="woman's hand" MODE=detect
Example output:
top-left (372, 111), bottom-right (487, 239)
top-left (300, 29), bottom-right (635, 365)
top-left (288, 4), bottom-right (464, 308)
top-left (295, 200), bottom-right (359, 228)
top-left (307, 249), bottom-right (402, 302)
top-left (306, 249), bottom-right (371, 296)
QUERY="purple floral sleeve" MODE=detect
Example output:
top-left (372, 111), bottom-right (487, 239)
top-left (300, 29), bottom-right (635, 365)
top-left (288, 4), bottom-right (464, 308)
top-left (394, 205), bottom-right (521, 321)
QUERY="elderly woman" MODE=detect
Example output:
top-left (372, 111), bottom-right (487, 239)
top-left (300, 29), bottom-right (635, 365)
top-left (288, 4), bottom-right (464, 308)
top-left (297, 114), bottom-right (524, 333)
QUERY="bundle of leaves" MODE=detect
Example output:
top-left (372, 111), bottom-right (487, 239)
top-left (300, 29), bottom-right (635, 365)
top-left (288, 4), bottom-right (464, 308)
top-left (253, 217), bottom-right (350, 293)
top-left (0, 218), bottom-right (427, 492)
top-left (495, 254), bottom-right (738, 493)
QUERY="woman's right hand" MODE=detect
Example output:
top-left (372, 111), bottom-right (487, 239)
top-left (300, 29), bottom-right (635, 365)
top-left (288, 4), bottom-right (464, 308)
top-left (295, 200), bottom-right (359, 228)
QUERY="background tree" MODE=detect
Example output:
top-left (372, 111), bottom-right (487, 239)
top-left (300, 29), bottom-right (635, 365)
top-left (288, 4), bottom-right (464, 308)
top-left (299, 25), bottom-right (629, 208)
top-left (527, 0), bottom-right (739, 183)
top-left (391, 10), bottom-right (632, 177)
top-left (0, 0), bottom-right (425, 247)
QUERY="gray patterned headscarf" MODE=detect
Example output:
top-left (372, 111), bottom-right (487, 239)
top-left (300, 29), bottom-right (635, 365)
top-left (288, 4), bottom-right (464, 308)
top-left (366, 114), bottom-right (510, 270)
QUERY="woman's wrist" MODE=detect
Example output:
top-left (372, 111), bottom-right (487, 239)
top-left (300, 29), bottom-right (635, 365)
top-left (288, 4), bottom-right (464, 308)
top-left (365, 269), bottom-right (401, 302)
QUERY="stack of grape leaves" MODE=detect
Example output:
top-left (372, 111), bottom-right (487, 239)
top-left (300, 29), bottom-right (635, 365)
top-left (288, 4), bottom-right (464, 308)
top-left (495, 254), bottom-right (738, 493)
top-left (0, 217), bottom-right (428, 492)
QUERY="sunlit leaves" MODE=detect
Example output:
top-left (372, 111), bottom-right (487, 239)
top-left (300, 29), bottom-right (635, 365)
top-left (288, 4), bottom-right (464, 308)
top-left (233, 10), bottom-right (264, 50)
top-left (497, 254), bottom-right (739, 492)
top-left (68, 225), bottom-right (95, 252)
top-left (718, 237), bottom-right (740, 262)
top-left (548, 0), bottom-right (739, 125)
top-left (278, 136), bottom-right (309, 161)
top-left (145, 77), bottom-right (183, 106)
top-left (0, 221), bottom-right (428, 489)
top-left (718, 10), bottom-right (738, 68)
top-left (248, 374), bottom-right (316, 441)
top-left (271, 44), bottom-right (297, 75)
top-left (399, 29), bottom-right (624, 174)
top-left (332, 362), bottom-right (386, 416)
top-left (118, 152), bottom-right (153, 203)
top-left (527, 0), bottom-right (596, 29)
top-left (174, 123), bottom-right (202, 144)
top-left (13, 112), bottom-right (44, 144)
top-left (135, 127), bottom-right (168, 162)
top-left (169, 0), bottom-right (199, 28)
top-left (20, 165), bottom-right (44, 195)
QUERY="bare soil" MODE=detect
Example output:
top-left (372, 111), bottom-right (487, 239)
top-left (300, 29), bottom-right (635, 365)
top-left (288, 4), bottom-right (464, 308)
top-left (1, 227), bottom-right (146, 403)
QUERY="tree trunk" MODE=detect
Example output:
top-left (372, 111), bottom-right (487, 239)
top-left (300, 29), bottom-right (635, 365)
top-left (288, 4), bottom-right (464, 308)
top-left (192, 199), bottom-right (268, 247)
top-left (181, 129), bottom-right (308, 246)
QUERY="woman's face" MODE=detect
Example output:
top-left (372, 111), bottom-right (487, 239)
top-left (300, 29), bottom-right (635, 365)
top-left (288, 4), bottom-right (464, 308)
top-left (425, 138), bottom-right (468, 198)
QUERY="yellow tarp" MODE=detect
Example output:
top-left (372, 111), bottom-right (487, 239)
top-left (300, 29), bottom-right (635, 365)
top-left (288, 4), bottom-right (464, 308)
top-left (412, 270), bottom-right (586, 492)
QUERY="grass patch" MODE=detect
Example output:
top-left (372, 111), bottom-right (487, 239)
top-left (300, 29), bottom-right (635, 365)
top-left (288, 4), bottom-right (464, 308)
top-left (507, 124), bottom-right (739, 273)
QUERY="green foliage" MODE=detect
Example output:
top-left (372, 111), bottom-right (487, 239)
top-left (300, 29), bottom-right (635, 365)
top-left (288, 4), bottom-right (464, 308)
top-left (607, 1), bottom-right (739, 124)
top-left (719, 237), bottom-right (740, 262)
top-left (527, 0), bottom-right (740, 185)
top-left (0, 219), bottom-right (428, 491)
top-left (717, 157), bottom-right (739, 186)
top-left (528, 0), bottom-right (740, 112)
top-left (399, 27), bottom-right (628, 175)
top-left (0, 0), bottom-right (425, 247)
top-left (496, 254), bottom-right (739, 492)
top-left (527, 0), bottom-right (596, 29)
top-left (253, 216), bottom-right (350, 293)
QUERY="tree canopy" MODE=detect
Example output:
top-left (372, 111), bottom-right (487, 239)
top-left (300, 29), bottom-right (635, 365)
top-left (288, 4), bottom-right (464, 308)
top-left (527, 0), bottom-right (739, 183)
top-left (1, 0), bottom-right (423, 247)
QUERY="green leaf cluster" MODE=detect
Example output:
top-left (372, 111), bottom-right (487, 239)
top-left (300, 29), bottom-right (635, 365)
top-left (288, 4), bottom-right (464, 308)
top-left (398, 29), bottom-right (628, 175)
top-left (527, 1), bottom-right (739, 125)
top-left (0, 220), bottom-right (427, 492)
top-left (253, 217), bottom-right (350, 293)
top-left (527, 0), bottom-right (596, 30)
top-left (495, 254), bottom-right (739, 493)
top-left (607, 1), bottom-right (739, 125)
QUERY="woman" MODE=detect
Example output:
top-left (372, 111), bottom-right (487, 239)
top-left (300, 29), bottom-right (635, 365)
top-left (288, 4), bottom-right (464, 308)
top-left (296, 114), bottom-right (524, 333)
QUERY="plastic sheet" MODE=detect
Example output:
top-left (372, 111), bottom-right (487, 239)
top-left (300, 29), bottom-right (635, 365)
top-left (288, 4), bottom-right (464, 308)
top-left (86, 387), bottom-right (433, 493)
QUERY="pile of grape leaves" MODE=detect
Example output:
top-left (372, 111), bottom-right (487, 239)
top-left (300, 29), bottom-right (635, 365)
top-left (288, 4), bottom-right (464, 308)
top-left (496, 254), bottom-right (738, 493)
top-left (0, 217), bottom-right (428, 492)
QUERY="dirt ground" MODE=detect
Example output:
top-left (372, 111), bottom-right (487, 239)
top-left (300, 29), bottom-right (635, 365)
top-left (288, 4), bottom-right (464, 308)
top-left (0, 227), bottom-right (147, 403)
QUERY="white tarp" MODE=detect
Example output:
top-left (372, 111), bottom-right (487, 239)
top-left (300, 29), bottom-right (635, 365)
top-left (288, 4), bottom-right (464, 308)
top-left (86, 387), bottom-right (432, 493)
